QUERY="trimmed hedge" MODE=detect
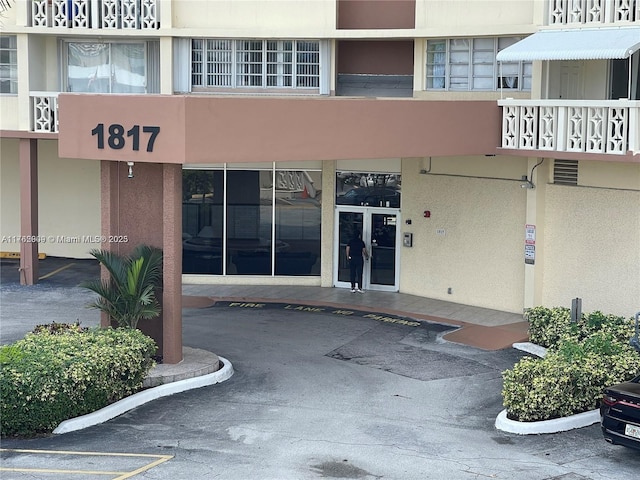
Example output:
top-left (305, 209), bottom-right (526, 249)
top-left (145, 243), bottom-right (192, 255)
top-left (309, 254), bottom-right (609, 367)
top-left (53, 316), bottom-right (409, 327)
top-left (503, 308), bottom-right (640, 422)
top-left (0, 326), bottom-right (156, 437)
top-left (526, 306), bottom-right (634, 347)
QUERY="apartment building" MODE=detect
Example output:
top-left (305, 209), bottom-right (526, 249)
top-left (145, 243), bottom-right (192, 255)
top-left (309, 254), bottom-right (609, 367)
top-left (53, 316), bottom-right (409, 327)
top-left (1, 0), bottom-right (638, 362)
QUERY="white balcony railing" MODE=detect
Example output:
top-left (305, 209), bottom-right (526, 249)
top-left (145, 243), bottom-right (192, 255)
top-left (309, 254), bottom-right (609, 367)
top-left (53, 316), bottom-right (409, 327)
top-left (498, 99), bottom-right (640, 156)
top-left (30, 0), bottom-right (159, 29)
top-left (548, 0), bottom-right (639, 25)
top-left (31, 92), bottom-right (59, 133)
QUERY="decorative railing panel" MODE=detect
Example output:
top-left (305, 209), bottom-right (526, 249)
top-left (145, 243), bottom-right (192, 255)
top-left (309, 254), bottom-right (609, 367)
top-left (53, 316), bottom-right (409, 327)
top-left (548, 0), bottom-right (639, 25)
top-left (31, 92), bottom-right (59, 133)
top-left (498, 99), bottom-right (639, 156)
top-left (30, 0), bottom-right (159, 29)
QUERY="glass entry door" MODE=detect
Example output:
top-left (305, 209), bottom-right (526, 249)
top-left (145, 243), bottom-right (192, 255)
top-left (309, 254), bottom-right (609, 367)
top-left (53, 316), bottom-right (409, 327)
top-left (335, 207), bottom-right (400, 292)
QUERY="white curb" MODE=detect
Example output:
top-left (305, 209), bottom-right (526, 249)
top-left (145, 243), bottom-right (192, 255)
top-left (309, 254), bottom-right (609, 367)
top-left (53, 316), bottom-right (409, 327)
top-left (512, 342), bottom-right (547, 358)
top-left (495, 408), bottom-right (600, 435)
top-left (53, 356), bottom-right (234, 434)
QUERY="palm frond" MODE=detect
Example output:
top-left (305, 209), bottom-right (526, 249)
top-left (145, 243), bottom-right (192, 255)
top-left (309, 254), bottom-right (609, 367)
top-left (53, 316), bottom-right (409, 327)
top-left (88, 249), bottom-right (129, 287)
top-left (80, 245), bottom-right (163, 329)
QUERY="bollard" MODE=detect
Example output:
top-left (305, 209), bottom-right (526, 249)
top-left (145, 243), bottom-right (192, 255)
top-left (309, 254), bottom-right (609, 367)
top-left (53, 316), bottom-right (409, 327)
top-left (570, 298), bottom-right (582, 323)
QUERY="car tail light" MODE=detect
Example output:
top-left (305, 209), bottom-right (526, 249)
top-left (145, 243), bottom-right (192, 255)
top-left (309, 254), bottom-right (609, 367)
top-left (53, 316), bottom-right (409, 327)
top-left (602, 394), bottom-right (618, 406)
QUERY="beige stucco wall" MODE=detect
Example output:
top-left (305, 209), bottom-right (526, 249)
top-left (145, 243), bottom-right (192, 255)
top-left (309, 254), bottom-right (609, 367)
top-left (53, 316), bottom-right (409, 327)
top-left (579, 160), bottom-right (640, 190)
top-left (0, 139), bottom-right (100, 259)
top-left (399, 155), bottom-right (529, 313)
top-left (0, 140), bottom-right (21, 241)
top-left (0, 96), bottom-right (19, 131)
top-left (171, 0), bottom-right (337, 35)
top-left (541, 184), bottom-right (640, 317)
top-left (416, 0), bottom-right (537, 34)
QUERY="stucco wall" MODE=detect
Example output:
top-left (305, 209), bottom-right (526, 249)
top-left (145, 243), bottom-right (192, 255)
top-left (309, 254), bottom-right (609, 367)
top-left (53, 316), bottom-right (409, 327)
top-left (415, 0), bottom-right (537, 33)
top-left (0, 139), bottom-right (100, 259)
top-left (542, 185), bottom-right (640, 317)
top-left (0, 96), bottom-right (19, 131)
top-left (171, 0), bottom-right (336, 35)
top-left (579, 160), bottom-right (640, 190)
top-left (399, 155), bottom-right (528, 313)
top-left (0, 140), bottom-right (20, 240)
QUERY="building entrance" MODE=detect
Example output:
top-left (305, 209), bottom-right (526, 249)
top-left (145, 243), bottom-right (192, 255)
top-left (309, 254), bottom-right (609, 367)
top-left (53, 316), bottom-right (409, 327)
top-left (334, 207), bottom-right (400, 292)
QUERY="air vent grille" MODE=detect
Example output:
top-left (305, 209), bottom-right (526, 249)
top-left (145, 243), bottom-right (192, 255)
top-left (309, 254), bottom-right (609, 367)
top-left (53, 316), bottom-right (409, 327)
top-left (554, 160), bottom-right (578, 186)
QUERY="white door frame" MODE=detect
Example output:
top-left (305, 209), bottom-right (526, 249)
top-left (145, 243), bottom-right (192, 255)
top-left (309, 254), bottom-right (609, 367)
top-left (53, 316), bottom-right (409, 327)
top-left (333, 206), bottom-right (401, 292)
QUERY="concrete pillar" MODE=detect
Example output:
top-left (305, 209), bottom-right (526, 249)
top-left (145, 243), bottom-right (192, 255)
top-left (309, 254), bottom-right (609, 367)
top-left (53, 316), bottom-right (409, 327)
top-left (523, 156), bottom-right (549, 309)
top-left (162, 163), bottom-right (183, 364)
top-left (19, 138), bottom-right (39, 285)
top-left (100, 160), bottom-right (183, 364)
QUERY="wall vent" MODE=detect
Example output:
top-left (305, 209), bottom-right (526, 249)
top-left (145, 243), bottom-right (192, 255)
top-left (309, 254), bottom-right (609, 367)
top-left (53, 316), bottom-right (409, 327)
top-left (553, 160), bottom-right (579, 186)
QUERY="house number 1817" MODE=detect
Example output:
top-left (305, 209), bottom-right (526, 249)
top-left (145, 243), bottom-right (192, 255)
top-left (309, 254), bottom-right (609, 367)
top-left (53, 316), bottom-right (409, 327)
top-left (91, 123), bottom-right (160, 153)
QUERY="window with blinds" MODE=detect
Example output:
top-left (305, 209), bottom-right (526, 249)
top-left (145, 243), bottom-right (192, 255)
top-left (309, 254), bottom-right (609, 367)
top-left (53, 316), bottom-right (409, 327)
top-left (425, 37), bottom-right (532, 92)
top-left (191, 39), bottom-right (320, 91)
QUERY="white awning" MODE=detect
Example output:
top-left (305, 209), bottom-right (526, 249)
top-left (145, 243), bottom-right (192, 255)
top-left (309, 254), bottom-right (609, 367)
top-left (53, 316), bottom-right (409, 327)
top-left (496, 27), bottom-right (640, 62)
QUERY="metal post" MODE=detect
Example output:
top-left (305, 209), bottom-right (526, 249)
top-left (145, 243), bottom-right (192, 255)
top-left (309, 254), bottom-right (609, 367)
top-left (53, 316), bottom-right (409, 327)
top-left (631, 311), bottom-right (640, 353)
top-left (570, 298), bottom-right (582, 323)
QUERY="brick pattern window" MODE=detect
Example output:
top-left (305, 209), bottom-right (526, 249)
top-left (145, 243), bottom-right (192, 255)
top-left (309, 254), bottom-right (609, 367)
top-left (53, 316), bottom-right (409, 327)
top-left (191, 39), bottom-right (320, 90)
top-left (0, 35), bottom-right (17, 94)
top-left (426, 37), bottom-right (532, 91)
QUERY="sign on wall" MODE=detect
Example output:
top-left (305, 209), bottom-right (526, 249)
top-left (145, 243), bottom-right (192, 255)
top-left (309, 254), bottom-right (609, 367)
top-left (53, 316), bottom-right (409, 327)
top-left (525, 224), bottom-right (536, 265)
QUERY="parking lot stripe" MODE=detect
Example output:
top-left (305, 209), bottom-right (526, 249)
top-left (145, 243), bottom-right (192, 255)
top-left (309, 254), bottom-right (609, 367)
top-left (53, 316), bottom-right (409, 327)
top-left (114, 456), bottom-right (174, 480)
top-left (38, 262), bottom-right (75, 280)
top-left (0, 449), bottom-right (173, 478)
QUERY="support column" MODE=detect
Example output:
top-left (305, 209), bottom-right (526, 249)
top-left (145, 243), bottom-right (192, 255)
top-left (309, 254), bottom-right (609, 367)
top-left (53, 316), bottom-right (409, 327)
top-left (19, 138), bottom-right (38, 285)
top-left (162, 163), bottom-right (183, 364)
top-left (99, 160), bottom-right (118, 328)
top-left (523, 157), bottom-right (549, 309)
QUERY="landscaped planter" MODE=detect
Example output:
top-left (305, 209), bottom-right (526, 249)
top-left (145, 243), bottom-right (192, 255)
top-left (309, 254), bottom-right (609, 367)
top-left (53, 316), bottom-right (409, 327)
top-left (495, 408), bottom-right (599, 435)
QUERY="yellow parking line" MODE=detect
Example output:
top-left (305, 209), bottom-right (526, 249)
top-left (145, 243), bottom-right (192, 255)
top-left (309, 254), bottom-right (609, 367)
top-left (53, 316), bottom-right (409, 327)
top-left (38, 262), bottom-right (75, 280)
top-left (0, 449), bottom-right (173, 478)
top-left (115, 456), bottom-right (173, 480)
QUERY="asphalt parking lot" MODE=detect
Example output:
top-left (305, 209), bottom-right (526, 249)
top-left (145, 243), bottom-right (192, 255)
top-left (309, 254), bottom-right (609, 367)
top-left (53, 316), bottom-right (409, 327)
top-left (1, 260), bottom-right (640, 479)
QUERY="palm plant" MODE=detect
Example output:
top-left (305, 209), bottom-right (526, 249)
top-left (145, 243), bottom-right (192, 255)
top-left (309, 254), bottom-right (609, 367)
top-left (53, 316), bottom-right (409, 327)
top-left (81, 245), bottom-right (163, 329)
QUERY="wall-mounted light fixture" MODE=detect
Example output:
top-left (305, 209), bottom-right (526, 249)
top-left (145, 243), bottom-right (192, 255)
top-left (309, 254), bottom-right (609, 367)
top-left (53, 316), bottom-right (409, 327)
top-left (521, 159), bottom-right (544, 189)
top-left (127, 162), bottom-right (134, 179)
top-left (520, 175), bottom-right (535, 189)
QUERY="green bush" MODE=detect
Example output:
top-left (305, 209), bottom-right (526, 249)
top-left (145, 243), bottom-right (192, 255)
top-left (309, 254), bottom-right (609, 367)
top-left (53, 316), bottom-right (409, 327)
top-left (0, 326), bottom-right (156, 437)
top-left (504, 309), bottom-right (639, 422)
top-left (526, 306), bottom-right (635, 347)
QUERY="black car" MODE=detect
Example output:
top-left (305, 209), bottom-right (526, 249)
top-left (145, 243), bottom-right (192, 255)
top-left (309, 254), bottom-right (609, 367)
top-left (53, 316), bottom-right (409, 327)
top-left (336, 187), bottom-right (400, 208)
top-left (601, 374), bottom-right (640, 450)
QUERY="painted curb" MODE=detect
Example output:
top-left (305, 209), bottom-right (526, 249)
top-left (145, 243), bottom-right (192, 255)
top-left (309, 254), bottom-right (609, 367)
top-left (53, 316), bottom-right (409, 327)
top-left (512, 342), bottom-right (547, 358)
top-left (53, 356), bottom-right (234, 434)
top-left (495, 408), bottom-right (600, 435)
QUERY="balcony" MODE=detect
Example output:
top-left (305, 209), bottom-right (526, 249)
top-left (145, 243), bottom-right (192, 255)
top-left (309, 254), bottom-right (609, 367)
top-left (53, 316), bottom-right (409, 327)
top-left (548, 0), bottom-right (639, 25)
top-left (30, 0), bottom-right (159, 29)
top-left (499, 99), bottom-right (640, 157)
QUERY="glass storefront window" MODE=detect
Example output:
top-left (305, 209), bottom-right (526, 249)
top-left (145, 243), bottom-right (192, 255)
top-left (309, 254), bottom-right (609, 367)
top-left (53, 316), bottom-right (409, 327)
top-left (275, 170), bottom-right (321, 275)
top-left (183, 170), bottom-right (224, 274)
top-left (336, 172), bottom-right (401, 208)
top-left (182, 167), bottom-right (321, 276)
